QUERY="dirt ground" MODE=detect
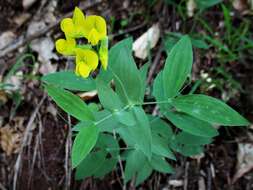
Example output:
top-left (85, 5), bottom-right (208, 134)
top-left (0, 0), bottom-right (253, 190)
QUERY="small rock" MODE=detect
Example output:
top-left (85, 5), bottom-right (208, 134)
top-left (23, 0), bottom-right (37, 9)
top-left (198, 176), bottom-right (206, 190)
top-left (14, 13), bottom-right (31, 27)
top-left (232, 141), bottom-right (253, 183)
top-left (0, 31), bottom-right (16, 50)
top-left (4, 71), bottom-right (23, 91)
top-left (30, 37), bottom-right (58, 75)
top-left (27, 21), bottom-right (46, 36)
top-left (31, 37), bottom-right (58, 64)
top-left (168, 179), bottom-right (183, 187)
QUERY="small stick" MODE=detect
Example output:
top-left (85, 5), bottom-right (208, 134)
top-left (110, 22), bottom-right (147, 39)
top-left (147, 44), bottom-right (163, 84)
top-left (0, 183), bottom-right (7, 190)
top-left (183, 162), bottom-right (189, 190)
top-left (12, 95), bottom-right (46, 190)
top-left (207, 166), bottom-right (212, 190)
top-left (113, 130), bottom-right (126, 190)
top-left (64, 115), bottom-right (72, 190)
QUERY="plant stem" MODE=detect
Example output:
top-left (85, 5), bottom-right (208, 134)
top-left (94, 100), bottom-right (172, 126)
top-left (94, 105), bottom-right (130, 125)
top-left (113, 129), bottom-right (126, 190)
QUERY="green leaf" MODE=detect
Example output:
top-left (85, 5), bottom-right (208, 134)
top-left (195, 0), bottom-right (222, 10)
top-left (165, 111), bottom-right (218, 137)
top-left (153, 71), bottom-right (170, 112)
top-left (75, 149), bottom-right (106, 179)
top-left (171, 143), bottom-right (204, 156)
top-left (139, 62), bottom-right (149, 100)
top-left (42, 71), bottom-right (95, 91)
top-left (71, 124), bottom-right (99, 168)
top-left (191, 38), bottom-right (209, 49)
top-left (150, 155), bottom-right (174, 174)
top-left (124, 149), bottom-right (146, 183)
top-left (96, 110), bottom-right (121, 132)
top-left (75, 134), bottom-right (119, 179)
top-left (149, 117), bottom-right (175, 159)
top-left (109, 38), bottom-right (143, 104)
top-left (113, 110), bottom-right (136, 126)
top-left (45, 84), bottom-right (94, 121)
top-left (152, 134), bottom-right (176, 160)
top-left (93, 134), bottom-right (119, 178)
top-left (96, 78), bottom-right (137, 126)
top-left (171, 94), bottom-right (250, 126)
top-left (163, 35), bottom-right (193, 98)
top-left (171, 132), bottom-right (206, 156)
top-left (116, 127), bottom-right (136, 146)
top-left (129, 107), bottom-right (152, 158)
top-left (164, 34), bottom-right (208, 54)
top-left (150, 116), bottom-right (173, 141)
top-left (175, 132), bottom-right (212, 145)
top-left (135, 161), bottom-right (152, 186)
top-left (98, 66), bottom-right (113, 84)
top-left (96, 78), bottom-right (123, 111)
top-left (117, 107), bottom-right (152, 158)
top-left (72, 110), bottom-right (121, 133)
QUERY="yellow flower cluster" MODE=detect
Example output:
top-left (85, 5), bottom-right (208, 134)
top-left (55, 7), bottom-right (108, 78)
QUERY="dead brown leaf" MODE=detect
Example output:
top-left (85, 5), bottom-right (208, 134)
top-left (132, 24), bottom-right (160, 60)
top-left (0, 125), bottom-right (22, 156)
top-left (232, 141), bottom-right (253, 183)
top-left (187, 0), bottom-right (197, 17)
top-left (78, 90), bottom-right (98, 101)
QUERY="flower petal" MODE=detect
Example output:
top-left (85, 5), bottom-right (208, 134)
top-left (55, 38), bottom-right (76, 55)
top-left (73, 7), bottom-right (86, 36)
top-left (83, 15), bottom-right (107, 44)
top-left (60, 18), bottom-right (75, 37)
top-left (87, 28), bottom-right (100, 46)
top-left (76, 49), bottom-right (99, 71)
top-left (86, 16), bottom-right (107, 36)
top-left (75, 62), bottom-right (92, 78)
top-left (73, 7), bottom-right (85, 25)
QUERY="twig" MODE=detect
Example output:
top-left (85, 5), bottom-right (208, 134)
top-left (147, 44), bottom-right (163, 84)
top-left (12, 95), bottom-right (46, 190)
top-left (110, 21), bottom-right (147, 38)
top-left (207, 166), bottom-right (212, 190)
top-left (64, 115), bottom-right (72, 190)
top-left (28, 132), bottom-right (40, 188)
top-left (0, 183), bottom-right (7, 190)
top-left (112, 130), bottom-right (126, 190)
top-left (0, 0), bottom-right (102, 59)
top-left (183, 162), bottom-right (189, 190)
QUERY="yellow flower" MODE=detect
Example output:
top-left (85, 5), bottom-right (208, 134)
top-left (83, 15), bottom-right (107, 45)
top-left (60, 7), bottom-right (107, 46)
top-left (99, 37), bottom-right (108, 70)
top-left (55, 37), bottom-right (76, 55)
top-left (60, 7), bottom-right (86, 38)
top-left (75, 49), bottom-right (99, 78)
top-left (55, 7), bottom-right (108, 78)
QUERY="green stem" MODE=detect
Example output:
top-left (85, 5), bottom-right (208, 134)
top-left (94, 105), bottom-right (130, 125)
top-left (94, 100), bottom-right (172, 126)
top-left (140, 100), bottom-right (171, 105)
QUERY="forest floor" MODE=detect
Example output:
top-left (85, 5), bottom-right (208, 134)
top-left (0, 0), bottom-right (253, 189)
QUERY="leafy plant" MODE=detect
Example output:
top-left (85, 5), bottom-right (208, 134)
top-left (42, 7), bottom-right (250, 187)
